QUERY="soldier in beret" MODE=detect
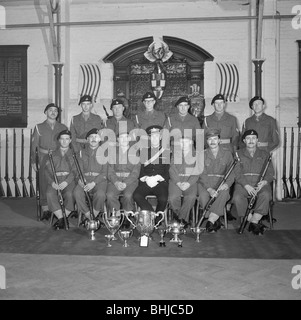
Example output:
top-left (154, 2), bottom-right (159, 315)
top-left (166, 96), bottom-right (201, 146)
top-left (203, 94), bottom-right (240, 154)
top-left (31, 103), bottom-right (68, 221)
top-left (240, 96), bottom-right (280, 153)
top-left (73, 128), bottom-right (108, 226)
top-left (45, 130), bottom-right (77, 230)
top-left (198, 128), bottom-right (235, 232)
top-left (232, 129), bottom-right (274, 235)
top-left (70, 94), bottom-right (103, 153)
top-left (133, 125), bottom-right (170, 217)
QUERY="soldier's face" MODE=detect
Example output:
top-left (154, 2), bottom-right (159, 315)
top-left (150, 131), bottom-right (161, 147)
top-left (252, 100), bottom-right (264, 113)
top-left (81, 102), bottom-right (93, 113)
top-left (213, 100), bottom-right (225, 113)
top-left (244, 135), bottom-right (258, 148)
top-left (87, 134), bottom-right (100, 148)
top-left (59, 135), bottom-right (71, 148)
top-left (143, 98), bottom-right (156, 111)
top-left (177, 102), bottom-right (190, 116)
top-left (207, 136), bottom-right (220, 149)
top-left (46, 107), bottom-right (58, 120)
top-left (118, 133), bottom-right (130, 147)
top-left (180, 138), bottom-right (192, 152)
top-left (112, 104), bottom-right (124, 118)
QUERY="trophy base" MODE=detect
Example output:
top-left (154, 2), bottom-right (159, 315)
top-left (170, 236), bottom-right (181, 243)
top-left (139, 235), bottom-right (149, 247)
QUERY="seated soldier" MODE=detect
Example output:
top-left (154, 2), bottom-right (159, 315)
top-left (106, 131), bottom-right (141, 213)
top-left (168, 136), bottom-right (199, 228)
top-left (198, 128), bottom-right (235, 233)
top-left (73, 128), bottom-right (108, 225)
top-left (45, 130), bottom-right (77, 230)
top-left (133, 125), bottom-right (170, 216)
top-left (232, 129), bottom-right (274, 235)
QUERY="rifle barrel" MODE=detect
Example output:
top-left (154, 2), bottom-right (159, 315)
top-left (289, 127), bottom-right (296, 198)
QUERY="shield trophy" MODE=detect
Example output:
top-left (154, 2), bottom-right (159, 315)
top-left (125, 210), bottom-right (165, 247)
top-left (103, 209), bottom-right (125, 244)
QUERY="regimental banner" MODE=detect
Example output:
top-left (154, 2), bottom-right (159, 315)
top-left (216, 62), bottom-right (239, 103)
top-left (78, 63), bottom-right (101, 104)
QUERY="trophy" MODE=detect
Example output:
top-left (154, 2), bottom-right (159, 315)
top-left (166, 220), bottom-right (186, 247)
top-left (125, 210), bottom-right (164, 247)
top-left (85, 219), bottom-right (100, 241)
top-left (191, 227), bottom-right (205, 243)
top-left (118, 229), bottom-right (133, 247)
top-left (157, 228), bottom-right (166, 247)
top-left (103, 209), bottom-right (125, 242)
top-left (105, 234), bottom-right (114, 247)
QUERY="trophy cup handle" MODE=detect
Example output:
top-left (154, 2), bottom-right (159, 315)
top-left (124, 210), bottom-right (137, 229)
top-left (154, 211), bottom-right (165, 229)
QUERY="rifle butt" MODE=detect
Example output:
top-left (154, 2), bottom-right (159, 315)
top-left (238, 214), bottom-right (248, 234)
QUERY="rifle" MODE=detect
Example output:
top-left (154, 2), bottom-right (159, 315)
top-left (196, 152), bottom-right (239, 228)
top-left (238, 153), bottom-right (273, 234)
top-left (71, 146), bottom-right (95, 221)
top-left (35, 147), bottom-right (41, 221)
top-left (28, 129), bottom-right (36, 197)
top-left (12, 129), bottom-right (21, 197)
top-left (20, 129), bottom-right (29, 197)
top-left (296, 127), bottom-right (301, 199)
top-left (0, 134), bottom-right (5, 197)
top-left (282, 127), bottom-right (289, 199)
top-left (4, 129), bottom-right (12, 197)
top-left (289, 127), bottom-right (296, 198)
top-left (48, 150), bottom-right (69, 230)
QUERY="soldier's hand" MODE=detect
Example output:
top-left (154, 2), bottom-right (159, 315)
top-left (78, 180), bottom-right (85, 188)
top-left (219, 183), bottom-right (229, 191)
top-left (181, 182), bottom-right (190, 191)
top-left (84, 182), bottom-right (96, 192)
top-left (257, 180), bottom-right (267, 191)
top-left (245, 184), bottom-right (256, 196)
top-left (59, 181), bottom-right (68, 190)
top-left (207, 188), bottom-right (217, 198)
top-left (51, 182), bottom-right (60, 190)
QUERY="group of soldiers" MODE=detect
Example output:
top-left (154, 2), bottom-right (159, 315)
top-left (31, 91), bottom-right (280, 236)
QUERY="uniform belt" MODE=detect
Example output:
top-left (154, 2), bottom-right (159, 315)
top-left (39, 148), bottom-right (53, 154)
top-left (179, 173), bottom-right (191, 176)
top-left (84, 172), bottom-right (100, 177)
top-left (76, 138), bottom-right (87, 143)
top-left (220, 138), bottom-right (231, 144)
top-left (56, 172), bottom-right (69, 176)
top-left (243, 173), bottom-right (260, 176)
top-left (116, 172), bottom-right (130, 178)
top-left (207, 174), bottom-right (224, 177)
top-left (257, 142), bottom-right (268, 147)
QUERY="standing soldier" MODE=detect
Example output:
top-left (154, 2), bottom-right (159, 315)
top-left (31, 103), bottom-right (68, 221)
top-left (45, 130), bottom-right (77, 230)
top-left (168, 137), bottom-right (200, 228)
top-left (106, 132), bottom-right (141, 213)
top-left (241, 96), bottom-right (280, 153)
top-left (203, 94), bottom-right (240, 154)
top-left (232, 129), bottom-right (274, 235)
top-left (70, 94), bottom-right (103, 153)
top-left (73, 128), bottom-right (108, 225)
top-left (198, 128), bottom-right (235, 233)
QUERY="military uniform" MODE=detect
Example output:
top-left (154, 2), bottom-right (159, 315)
top-left (232, 147), bottom-right (274, 218)
top-left (241, 113), bottom-right (280, 153)
top-left (73, 144), bottom-right (108, 217)
top-left (203, 112), bottom-right (240, 153)
top-left (133, 109), bottom-right (167, 131)
top-left (105, 115), bottom-right (135, 137)
top-left (198, 147), bottom-right (235, 218)
top-left (168, 148), bottom-right (200, 223)
top-left (45, 148), bottom-right (77, 215)
top-left (31, 115), bottom-right (68, 210)
top-left (106, 146), bottom-right (141, 212)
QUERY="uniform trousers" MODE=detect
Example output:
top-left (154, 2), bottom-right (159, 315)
top-left (133, 181), bottom-right (168, 212)
top-left (73, 181), bottom-right (107, 215)
top-left (168, 182), bottom-right (197, 222)
top-left (46, 181), bottom-right (76, 212)
top-left (197, 183), bottom-right (230, 217)
top-left (106, 181), bottom-right (138, 212)
top-left (232, 184), bottom-right (271, 217)
top-left (39, 154), bottom-right (48, 207)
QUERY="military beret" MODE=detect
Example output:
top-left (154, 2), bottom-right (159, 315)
top-left (249, 96), bottom-right (264, 109)
top-left (110, 99), bottom-right (124, 109)
top-left (44, 103), bottom-right (59, 113)
top-left (142, 92), bottom-right (156, 101)
top-left (146, 125), bottom-right (163, 135)
top-left (242, 129), bottom-right (258, 140)
top-left (175, 96), bottom-right (191, 107)
top-left (86, 128), bottom-right (99, 139)
top-left (78, 94), bottom-right (92, 105)
top-left (57, 129), bottom-right (72, 140)
top-left (205, 128), bottom-right (221, 139)
top-left (211, 94), bottom-right (225, 105)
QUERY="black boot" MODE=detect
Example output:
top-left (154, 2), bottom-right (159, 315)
top-left (52, 218), bottom-right (65, 230)
top-left (206, 221), bottom-right (216, 233)
top-left (41, 210), bottom-right (51, 221)
top-left (248, 222), bottom-right (266, 235)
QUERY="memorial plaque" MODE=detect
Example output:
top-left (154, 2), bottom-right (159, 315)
top-left (0, 45), bottom-right (29, 128)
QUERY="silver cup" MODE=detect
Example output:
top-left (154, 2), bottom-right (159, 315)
top-left (125, 210), bottom-right (164, 239)
top-left (190, 227), bottom-right (205, 242)
top-left (85, 219), bottom-right (100, 241)
top-left (167, 220), bottom-right (186, 246)
top-left (103, 210), bottom-right (125, 241)
top-left (118, 229), bottom-right (133, 247)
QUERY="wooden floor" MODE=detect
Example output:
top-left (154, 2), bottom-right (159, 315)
top-left (0, 199), bottom-right (301, 300)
